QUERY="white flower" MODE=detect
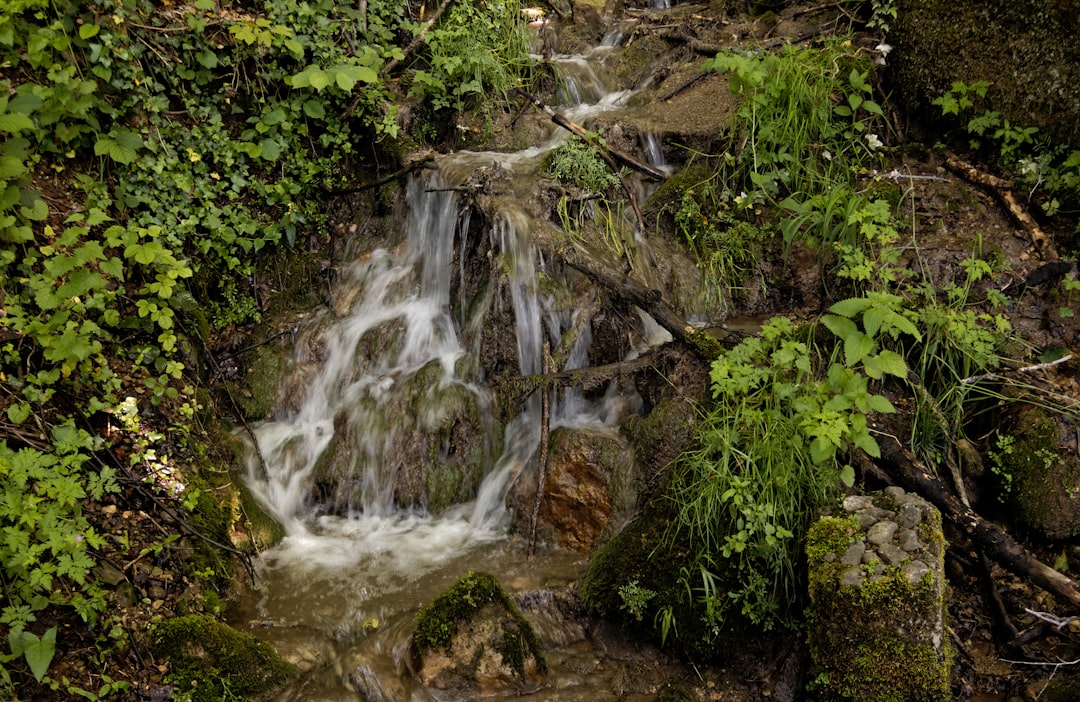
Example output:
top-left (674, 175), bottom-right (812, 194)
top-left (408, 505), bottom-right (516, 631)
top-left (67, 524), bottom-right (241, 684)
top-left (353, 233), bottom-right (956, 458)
top-left (875, 43), bottom-right (893, 56)
top-left (866, 134), bottom-right (884, 150)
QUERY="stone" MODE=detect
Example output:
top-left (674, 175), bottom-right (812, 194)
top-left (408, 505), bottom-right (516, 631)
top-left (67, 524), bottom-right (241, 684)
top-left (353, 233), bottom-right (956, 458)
top-left (508, 426), bottom-right (637, 553)
top-left (866, 520), bottom-right (898, 545)
top-left (898, 528), bottom-right (922, 552)
top-left (410, 572), bottom-right (545, 695)
top-left (898, 503), bottom-right (924, 529)
top-left (805, 493), bottom-right (950, 702)
top-left (842, 495), bottom-right (874, 512)
top-left (839, 540), bottom-right (866, 566)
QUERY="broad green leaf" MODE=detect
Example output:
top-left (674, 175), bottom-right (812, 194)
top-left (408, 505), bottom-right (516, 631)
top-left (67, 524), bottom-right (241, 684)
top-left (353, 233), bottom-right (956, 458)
top-left (15, 627), bottom-right (56, 682)
top-left (21, 196), bottom-right (47, 221)
top-left (866, 394), bottom-right (896, 413)
top-left (852, 430), bottom-right (881, 458)
top-left (0, 112), bottom-right (35, 134)
top-left (7, 402), bottom-right (30, 424)
top-left (0, 155), bottom-right (26, 179)
top-left (821, 313), bottom-right (858, 340)
top-left (79, 24), bottom-right (100, 39)
top-left (259, 138), bottom-right (281, 161)
top-left (303, 99), bottom-right (325, 119)
top-left (839, 464), bottom-right (856, 488)
top-left (196, 50), bottom-right (218, 69)
top-left (828, 297), bottom-right (871, 318)
top-left (844, 331), bottom-right (875, 367)
top-left (262, 108), bottom-right (285, 126)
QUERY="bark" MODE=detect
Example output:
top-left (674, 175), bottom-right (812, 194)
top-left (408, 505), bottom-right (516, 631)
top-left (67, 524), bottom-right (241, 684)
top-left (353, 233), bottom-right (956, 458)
top-left (878, 438), bottom-right (1080, 610)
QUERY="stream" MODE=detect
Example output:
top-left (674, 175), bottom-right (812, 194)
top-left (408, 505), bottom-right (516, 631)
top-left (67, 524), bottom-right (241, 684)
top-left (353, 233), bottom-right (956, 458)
top-left (234, 8), bottom-right (678, 700)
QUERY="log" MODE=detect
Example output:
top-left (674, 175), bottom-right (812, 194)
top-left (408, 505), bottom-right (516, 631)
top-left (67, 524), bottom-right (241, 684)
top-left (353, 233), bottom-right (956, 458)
top-left (877, 437), bottom-right (1080, 610)
top-left (944, 153), bottom-right (1058, 261)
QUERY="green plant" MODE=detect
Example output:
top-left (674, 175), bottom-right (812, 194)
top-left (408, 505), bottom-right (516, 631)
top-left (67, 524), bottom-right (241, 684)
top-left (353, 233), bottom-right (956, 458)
top-left (933, 80), bottom-right (1080, 219)
top-left (703, 40), bottom-right (885, 206)
top-left (618, 580), bottom-right (657, 622)
top-left (664, 313), bottom-right (901, 638)
top-left (674, 183), bottom-right (767, 314)
top-left (407, 0), bottom-right (533, 115)
top-left (547, 135), bottom-right (621, 193)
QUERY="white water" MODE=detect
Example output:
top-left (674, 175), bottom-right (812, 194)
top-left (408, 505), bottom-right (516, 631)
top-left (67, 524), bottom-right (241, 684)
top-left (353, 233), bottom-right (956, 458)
top-left (237, 12), bottom-right (665, 699)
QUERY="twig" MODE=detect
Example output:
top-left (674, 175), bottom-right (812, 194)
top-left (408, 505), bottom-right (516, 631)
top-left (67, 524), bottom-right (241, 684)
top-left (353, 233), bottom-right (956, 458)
top-left (321, 155), bottom-right (435, 195)
top-left (528, 342), bottom-right (553, 559)
top-left (960, 354), bottom-right (1072, 385)
top-left (1025, 608), bottom-right (1080, 631)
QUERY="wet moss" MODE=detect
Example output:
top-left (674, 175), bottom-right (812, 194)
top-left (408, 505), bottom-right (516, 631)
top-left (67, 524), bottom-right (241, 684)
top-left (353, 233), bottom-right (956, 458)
top-left (412, 571), bottom-right (546, 679)
top-left (152, 614), bottom-right (293, 702)
top-left (806, 515), bottom-right (951, 702)
top-left (998, 407), bottom-right (1080, 539)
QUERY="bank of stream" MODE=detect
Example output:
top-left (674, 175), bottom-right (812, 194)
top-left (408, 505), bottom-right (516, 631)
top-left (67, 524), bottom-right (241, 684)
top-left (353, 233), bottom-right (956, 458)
top-left (229, 2), bottom-right (1080, 701)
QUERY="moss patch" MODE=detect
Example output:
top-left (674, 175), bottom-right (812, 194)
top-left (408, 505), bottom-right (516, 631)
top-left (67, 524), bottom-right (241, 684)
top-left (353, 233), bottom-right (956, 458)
top-left (412, 571), bottom-right (546, 680)
top-left (806, 515), bottom-right (951, 702)
top-left (152, 614), bottom-right (293, 702)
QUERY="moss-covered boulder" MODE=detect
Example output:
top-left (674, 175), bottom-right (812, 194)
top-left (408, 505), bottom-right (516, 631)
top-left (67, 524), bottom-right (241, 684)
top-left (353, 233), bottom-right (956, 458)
top-left (152, 614), bottom-right (293, 702)
top-left (409, 572), bottom-right (546, 695)
top-left (993, 406), bottom-right (1080, 540)
top-left (806, 488), bottom-right (950, 702)
top-left (891, 0), bottom-right (1080, 147)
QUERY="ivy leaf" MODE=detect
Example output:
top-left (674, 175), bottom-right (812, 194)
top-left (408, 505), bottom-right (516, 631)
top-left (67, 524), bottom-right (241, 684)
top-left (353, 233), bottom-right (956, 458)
top-left (196, 50), bottom-right (218, 68)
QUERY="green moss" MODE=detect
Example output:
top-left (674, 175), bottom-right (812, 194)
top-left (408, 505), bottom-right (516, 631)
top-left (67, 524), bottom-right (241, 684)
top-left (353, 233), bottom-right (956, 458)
top-left (232, 480), bottom-right (285, 553)
top-left (413, 572), bottom-right (546, 678)
top-left (806, 512), bottom-right (950, 702)
top-left (999, 407), bottom-right (1080, 539)
top-left (152, 615), bottom-right (293, 702)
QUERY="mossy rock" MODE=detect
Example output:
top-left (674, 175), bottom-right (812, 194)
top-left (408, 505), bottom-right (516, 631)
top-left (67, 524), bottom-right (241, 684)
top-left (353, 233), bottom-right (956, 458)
top-left (152, 614), bottom-right (293, 702)
top-left (579, 497), bottom-right (751, 660)
top-left (996, 406), bottom-right (1080, 539)
top-left (892, 0), bottom-right (1080, 148)
top-left (806, 508), bottom-right (950, 702)
top-left (410, 572), bottom-right (546, 693)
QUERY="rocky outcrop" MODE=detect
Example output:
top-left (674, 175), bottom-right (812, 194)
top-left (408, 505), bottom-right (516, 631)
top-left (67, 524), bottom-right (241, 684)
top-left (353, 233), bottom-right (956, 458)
top-left (891, 0), bottom-right (1080, 147)
top-left (409, 572), bottom-right (546, 696)
top-left (806, 487), bottom-right (950, 702)
top-left (508, 425), bottom-right (639, 552)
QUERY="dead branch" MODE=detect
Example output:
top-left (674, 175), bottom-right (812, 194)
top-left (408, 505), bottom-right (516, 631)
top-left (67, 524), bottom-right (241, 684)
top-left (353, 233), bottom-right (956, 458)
top-left (528, 342), bottom-right (553, 558)
top-left (660, 70), bottom-right (712, 102)
top-left (944, 153), bottom-right (1058, 260)
top-left (553, 247), bottom-right (726, 361)
top-left (513, 88), bottom-right (667, 182)
top-left (321, 155), bottom-right (435, 196)
top-left (877, 437), bottom-right (1080, 610)
top-left (655, 29), bottom-right (725, 55)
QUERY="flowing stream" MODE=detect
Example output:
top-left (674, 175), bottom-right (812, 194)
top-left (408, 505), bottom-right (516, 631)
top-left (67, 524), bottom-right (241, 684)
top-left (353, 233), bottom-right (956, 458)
top-left (235, 12), bottom-right (672, 701)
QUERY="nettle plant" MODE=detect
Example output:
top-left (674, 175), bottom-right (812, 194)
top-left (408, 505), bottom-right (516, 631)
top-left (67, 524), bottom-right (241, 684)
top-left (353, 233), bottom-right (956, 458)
top-left (665, 309), bottom-right (907, 638)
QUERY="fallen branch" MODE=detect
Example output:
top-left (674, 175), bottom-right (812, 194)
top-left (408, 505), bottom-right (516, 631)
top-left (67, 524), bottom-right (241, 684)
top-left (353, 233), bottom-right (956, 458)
top-left (655, 29), bottom-right (725, 55)
top-left (528, 342), bottom-right (553, 559)
top-left (877, 437), bottom-right (1080, 610)
top-left (945, 153), bottom-right (1058, 260)
top-left (554, 247), bottom-right (726, 361)
top-left (513, 88), bottom-right (667, 182)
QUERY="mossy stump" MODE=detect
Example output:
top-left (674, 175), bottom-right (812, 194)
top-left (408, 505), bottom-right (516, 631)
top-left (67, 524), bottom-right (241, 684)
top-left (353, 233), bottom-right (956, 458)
top-left (806, 488), bottom-right (950, 702)
top-left (151, 614), bottom-right (293, 702)
top-left (409, 571), bottom-right (546, 695)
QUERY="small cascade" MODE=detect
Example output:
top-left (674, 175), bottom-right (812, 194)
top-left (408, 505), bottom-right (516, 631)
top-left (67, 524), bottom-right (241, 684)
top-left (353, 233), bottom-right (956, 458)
top-left (236, 8), bottom-right (671, 700)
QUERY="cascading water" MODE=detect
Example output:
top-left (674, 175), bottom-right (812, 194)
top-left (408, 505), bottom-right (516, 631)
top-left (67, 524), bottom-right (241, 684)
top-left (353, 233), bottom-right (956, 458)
top-left (235, 11), bottom-right (668, 701)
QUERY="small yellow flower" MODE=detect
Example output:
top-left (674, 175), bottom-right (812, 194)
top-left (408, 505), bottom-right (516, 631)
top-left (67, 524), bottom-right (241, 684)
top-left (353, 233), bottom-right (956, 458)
top-left (187, 148), bottom-right (201, 163)
top-left (210, 172), bottom-right (221, 180)
top-left (112, 14), bottom-right (124, 25)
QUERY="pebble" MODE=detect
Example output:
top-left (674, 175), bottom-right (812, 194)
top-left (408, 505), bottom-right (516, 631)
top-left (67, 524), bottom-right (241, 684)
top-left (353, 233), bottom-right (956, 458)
top-left (898, 503), bottom-right (924, 529)
top-left (901, 559), bottom-right (931, 585)
top-left (840, 540), bottom-right (866, 566)
top-left (898, 528), bottom-right (922, 552)
top-left (866, 520), bottom-right (899, 545)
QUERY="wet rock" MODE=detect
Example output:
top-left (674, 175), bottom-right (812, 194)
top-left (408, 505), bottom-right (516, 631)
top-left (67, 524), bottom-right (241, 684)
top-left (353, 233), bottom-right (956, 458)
top-left (994, 406), bottom-right (1080, 540)
top-left (508, 426), bottom-right (637, 552)
top-left (409, 572), bottom-right (545, 696)
top-left (805, 488), bottom-right (950, 701)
